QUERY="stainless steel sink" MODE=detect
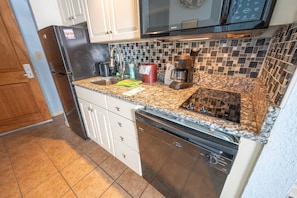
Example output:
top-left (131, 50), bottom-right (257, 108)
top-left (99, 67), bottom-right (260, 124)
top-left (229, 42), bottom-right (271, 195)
top-left (91, 77), bottom-right (121, 85)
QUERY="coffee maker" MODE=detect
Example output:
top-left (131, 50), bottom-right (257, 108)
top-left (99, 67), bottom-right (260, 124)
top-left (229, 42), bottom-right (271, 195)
top-left (169, 55), bottom-right (194, 90)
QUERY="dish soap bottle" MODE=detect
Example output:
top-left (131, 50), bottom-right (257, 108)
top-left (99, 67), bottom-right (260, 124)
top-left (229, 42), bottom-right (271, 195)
top-left (129, 63), bottom-right (135, 79)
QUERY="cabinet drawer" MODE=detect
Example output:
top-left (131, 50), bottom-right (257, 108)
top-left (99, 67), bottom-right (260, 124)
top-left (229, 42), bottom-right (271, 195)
top-left (75, 86), bottom-right (107, 108)
top-left (109, 112), bottom-right (137, 137)
top-left (106, 96), bottom-right (136, 120)
top-left (114, 140), bottom-right (142, 176)
top-left (109, 112), bottom-right (138, 152)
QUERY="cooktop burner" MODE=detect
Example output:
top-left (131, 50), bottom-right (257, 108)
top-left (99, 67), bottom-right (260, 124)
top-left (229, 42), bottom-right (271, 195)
top-left (180, 88), bottom-right (241, 123)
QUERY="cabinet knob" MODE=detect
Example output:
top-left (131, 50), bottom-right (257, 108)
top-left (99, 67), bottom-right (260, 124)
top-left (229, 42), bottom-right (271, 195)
top-left (106, 31), bottom-right (109, 34)
top-left (115, 106), bottom-right (120, 111)
top-left (118, 122), bottom-right (122, 127)
top-left (122, 154), bottom-right (126, 159)
top-left (109, 30), bottom-right (113, 34)
top-left (120, 136), bottom-right (124, 141)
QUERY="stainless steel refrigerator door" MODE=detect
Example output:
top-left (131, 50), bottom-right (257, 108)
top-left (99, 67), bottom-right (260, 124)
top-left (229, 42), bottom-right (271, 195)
top-left (57, 26), bottom-right (109, 81)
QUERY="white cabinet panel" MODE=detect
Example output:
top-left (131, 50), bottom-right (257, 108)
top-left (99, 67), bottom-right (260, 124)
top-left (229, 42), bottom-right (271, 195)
top-left (75, 86), bottom-right (107, 108)
top-left (107, 96), bottom-right (141, 175)
top-left (75, 86), bottom-right (114, 155)
top-left (84, 0), bottom-right (140, 43)
top-left (57, 0), bottom-right (86, 26)
top-left (84, 0), bottom-right (110, 41)
top-left (109, 112), bottom-right (139, 152)
top-left (71, 0), bottom-right (86, 23)
top-left (91, 104), bottom-right (114, 153)
top-left (109, 112), bottom-right (137, 138)
top-left (78, 98), bottom-right (98, 141)
top-left (107, 96), bottom-right (136, 120)
top-left (108, 0), bottom-right (140, 41)
top-left (75, 86), bottom-right (141, 175)
top-left (114, 139), bottom-right (142, 175)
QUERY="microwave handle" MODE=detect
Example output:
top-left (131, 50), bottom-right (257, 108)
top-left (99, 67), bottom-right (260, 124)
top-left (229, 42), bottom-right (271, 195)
top-left (221, 0), bottom-right (231, 24)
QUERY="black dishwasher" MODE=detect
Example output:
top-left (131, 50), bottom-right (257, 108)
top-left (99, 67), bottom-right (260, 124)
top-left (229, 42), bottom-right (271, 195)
top-left (135, 109), bottom-right (239, 198)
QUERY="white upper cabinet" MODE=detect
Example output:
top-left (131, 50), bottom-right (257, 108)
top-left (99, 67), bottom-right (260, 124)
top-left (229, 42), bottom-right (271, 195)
top-left (57, 0), bottom-right (86, 26)
top-left (84, 0), bottom-right (140, 43)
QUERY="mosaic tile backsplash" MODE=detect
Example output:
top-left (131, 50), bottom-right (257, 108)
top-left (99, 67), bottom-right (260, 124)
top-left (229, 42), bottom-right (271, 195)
top-left (260, 22), bottom-right (297, 106)
top-left (109, 21), bottom-right (297, 107)
top-left (109, 37), bottom-right (271, 79)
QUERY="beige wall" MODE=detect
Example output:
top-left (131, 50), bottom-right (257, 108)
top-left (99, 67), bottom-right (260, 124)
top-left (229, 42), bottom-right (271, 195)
top-left (270, 0), bottom-right (297, 26)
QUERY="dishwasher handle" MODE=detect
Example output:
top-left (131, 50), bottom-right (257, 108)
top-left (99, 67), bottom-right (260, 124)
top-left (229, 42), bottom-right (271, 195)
top-left (135, 109), bottom-right (238, 159)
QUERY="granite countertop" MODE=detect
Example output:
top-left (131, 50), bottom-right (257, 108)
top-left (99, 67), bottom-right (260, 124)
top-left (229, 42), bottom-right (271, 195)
top-left (73, 74), bottom-right (279, 144)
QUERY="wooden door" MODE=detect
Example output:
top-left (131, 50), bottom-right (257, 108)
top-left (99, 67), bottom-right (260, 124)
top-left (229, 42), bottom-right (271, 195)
top-left (0, 0), bottom-right (51, 134)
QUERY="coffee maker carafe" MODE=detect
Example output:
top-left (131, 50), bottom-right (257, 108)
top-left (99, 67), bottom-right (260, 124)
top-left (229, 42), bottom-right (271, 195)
top-left (169, 55), bottom-right (194, 90)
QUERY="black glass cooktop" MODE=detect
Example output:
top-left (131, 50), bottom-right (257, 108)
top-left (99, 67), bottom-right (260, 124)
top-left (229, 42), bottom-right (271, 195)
top-left (180, 88), bottom-right (241, 123)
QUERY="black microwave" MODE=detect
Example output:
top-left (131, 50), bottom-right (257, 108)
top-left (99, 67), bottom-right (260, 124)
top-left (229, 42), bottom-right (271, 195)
top-left (139, 0), bottom-right (277, 38)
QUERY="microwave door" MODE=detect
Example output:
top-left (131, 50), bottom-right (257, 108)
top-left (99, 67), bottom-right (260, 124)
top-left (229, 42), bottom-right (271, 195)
top-left (227, 0), bottom-right (267, 24)
top-left (141, 0), bottom-right (224, 35)
top-left (169, 0), bottom-right (224, 30)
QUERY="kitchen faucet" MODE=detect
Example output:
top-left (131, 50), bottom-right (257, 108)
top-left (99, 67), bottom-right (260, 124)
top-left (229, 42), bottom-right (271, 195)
top-left (110, 46), bottom-right (125, 79)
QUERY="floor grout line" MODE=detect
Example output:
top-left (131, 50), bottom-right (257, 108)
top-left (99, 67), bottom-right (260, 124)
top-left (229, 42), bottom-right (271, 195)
top-left (2, 139), bottom-right (24, 198)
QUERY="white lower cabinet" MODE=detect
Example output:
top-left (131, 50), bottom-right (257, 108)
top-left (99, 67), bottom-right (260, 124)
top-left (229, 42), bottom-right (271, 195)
top-left (114, 139), bottom-right (142, 175)
top-left (75, 86), bottom-right (142, 175)
top-left (75, 86), bottom-right (114, 155)
top-left (107, 96), bottom-right (142, 175)
top-left (77, 98), bottom-right (98, 141)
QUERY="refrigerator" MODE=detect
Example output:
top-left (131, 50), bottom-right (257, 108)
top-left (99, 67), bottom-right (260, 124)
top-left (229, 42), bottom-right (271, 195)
top-left (38, 26), bottom-right (109, 139)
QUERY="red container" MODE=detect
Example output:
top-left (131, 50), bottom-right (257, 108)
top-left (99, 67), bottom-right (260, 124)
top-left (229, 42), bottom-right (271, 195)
top-left (141, 63), bottom-right (157, 83)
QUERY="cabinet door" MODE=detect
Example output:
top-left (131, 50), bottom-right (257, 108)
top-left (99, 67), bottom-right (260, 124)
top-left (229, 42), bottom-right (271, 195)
top-left (108, 0), bottom-right (140, 41)
top-left (70, 0), bottom-right (86, 24)
top-left (84, 0), bottom-right (111, 43)
top-left (57, 0), bottom-right (73, 26)
top-left (77, 98), bottom-right (98, 141)
top-left (92, 104), bottom-right (114, 155)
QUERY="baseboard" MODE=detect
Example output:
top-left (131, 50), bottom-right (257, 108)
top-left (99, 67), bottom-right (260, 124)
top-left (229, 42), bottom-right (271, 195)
top-left (51, 110), bottom-right (64, 117)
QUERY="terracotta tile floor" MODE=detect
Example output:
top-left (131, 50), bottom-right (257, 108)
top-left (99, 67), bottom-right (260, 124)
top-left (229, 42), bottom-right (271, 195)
top-left (0, 115), bottom-right (165, 198)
